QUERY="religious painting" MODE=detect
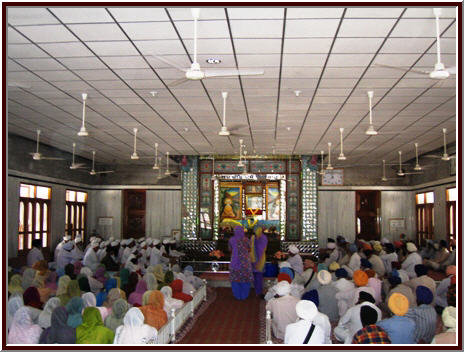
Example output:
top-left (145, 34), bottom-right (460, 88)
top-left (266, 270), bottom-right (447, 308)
top-left (245, 184), bottom-right (263, 194)
top-left (266, 184), bottom-right (280, 220)
top-left (246, 194), bottom-right (263, 210)
top-left (219, 183), bottom-right (242, 220)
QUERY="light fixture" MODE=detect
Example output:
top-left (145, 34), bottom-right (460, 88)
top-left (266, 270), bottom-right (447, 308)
top-left (441, 128), bottom-right (450, 160)
top-left (237, 139), bottom-right (245, 168)
top-left (381, 160), bottom-right (388, 182)
top-left (218, 91), bottom-right (230, 136)
top-left (319, 150), bottom-right (325, 174)
top-left (286, 126), bottom-right (291, 131)
top-left (365, 91), bottom-right (378, 136)
top-left (294, 90), bottom-right (301, 97)
top-left (183, 127), bottom-right (189, 132)
top-left (150, 91), bottom-right (157, 97)
top-left (338, 127), bottom-right (346, 160)
top-left (165, 151), bottom-right (171, 175)
top-left (206, 58), bottom-right (221, 64)
top-left (78, 93), bottom-right (89, 136)
top-left (326, 142), bottom-right (333, 170)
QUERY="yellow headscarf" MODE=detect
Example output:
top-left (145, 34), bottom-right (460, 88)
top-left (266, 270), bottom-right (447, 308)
top-left (8, 274), bottom-right (24, 295)
top-left (153, 265), bottom-right (165, 283)
top-left (250, 227), bottom-right (266, 271)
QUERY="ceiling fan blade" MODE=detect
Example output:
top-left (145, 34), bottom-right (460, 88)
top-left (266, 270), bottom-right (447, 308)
top-left (168, 78), bottom-right (190, 87)
top-left (423, 154), bottom-right (455, 159)
top-left (374, 63), bottom-right (429, 75)
top-left (447, 66), bottom-right (456, 74)
top-left (228, 124), bottom-right (248, 132)
top-left (41, 157), bottom-right (65, 160)
top-left (137, 156), bottom-right (157, 159)
top-left (94, 170), bottom-right (115, 174)
top-left (204, 69), bottom-right (264, 78)
top-left (153, 55), bottom-right (187, 72)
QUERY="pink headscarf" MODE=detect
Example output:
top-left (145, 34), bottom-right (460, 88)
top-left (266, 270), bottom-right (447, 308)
top-left (128, 280), bottom-right (147, 307)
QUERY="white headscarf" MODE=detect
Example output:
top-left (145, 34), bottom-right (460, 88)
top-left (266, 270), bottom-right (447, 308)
top-left (7, 295), bottom-right (24, 330)
top-left (38, 297), bottom-right (61, 329)
top-left (160, 286), bottom-right (184, 314)
top-left (56, 275), bottom-right (71, 296)
top-left (8, 307), bottom-right (42, 344)
top-left (143, 273), bottom-right (158, 291)
top-left (22, 268), bottom-right (37, 290)
top-left (82, 292), bottom-right (97, 308)
top-left (113, 307), bottom-right (158, 344)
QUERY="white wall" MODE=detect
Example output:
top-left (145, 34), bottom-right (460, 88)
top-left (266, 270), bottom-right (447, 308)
top-left (87, 189), bottom-right (182, 241)
top-left (318, 190), bottom-right (356, 246)
top-left (381, 191), bottom-right (416, 242)
top-left (146, 190), bottom-right (182, 239)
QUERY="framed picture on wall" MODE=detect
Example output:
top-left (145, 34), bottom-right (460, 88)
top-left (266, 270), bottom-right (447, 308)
top-left (219, 182), bottom-right (242, 220)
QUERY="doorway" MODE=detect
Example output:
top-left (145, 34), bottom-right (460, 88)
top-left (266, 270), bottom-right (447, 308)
top-left (123, 189), bottom-right (146, 239)
top-left (355, 190), bottom-right (381, 241)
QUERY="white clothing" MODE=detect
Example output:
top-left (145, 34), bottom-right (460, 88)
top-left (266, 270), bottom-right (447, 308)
top-left (27, 247), bottom-right (44, 267)
top-left (266, 295), bottom-right (300, 340)
top-left (80, 267), bottom-right (104, 294)
top-left (436, 277), bottom-right (451, 308)
top-left (334, 302), bottom-right (381, 344)
top-left (313, 312), bottom-right (332, 344)
top-left (334, 278), bottom-right (356, 317)
top-left (284, 319), bottom-right (326, 344)
top-left (160, 286), bottom-right (184, 314)
top-left (380, 252), bottom-right (398, 274)
top-left (401, 252), bottom-right (422, 279)
top-left (114, 308), bottom-right (157, 344)
top-left (121, 247), bottom-right (132, 266)
top-left (369, 254), bottom-right (386, 277)
top-left (71, 246), bottom-right (84, 262)
top-left (82, 292), bottom-right (97, 308)
top-left (96, 248), bottom-right (107, 262)
top-left (287, 254), bottom-right (304, 274)
top-left (7, 296), bottom-right (24, 331)
top-left (38, 297), bottom-right (61, 329)
top-left (83, 248), bottom-right (99, 272)
top-left (56, 249), bottom-right (76, 271)
top-left (54, 241), bottom-right (65, 261)
top-left (8, 307), bottom-right (42, 344)
top-left (347, 252), bottom-right (361, 276)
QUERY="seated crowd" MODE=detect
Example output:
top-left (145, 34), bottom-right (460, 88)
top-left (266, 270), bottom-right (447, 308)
top-left (264, 236), bottom-right (457, 344)
top-left (7, 235), bottom-right (204, 344)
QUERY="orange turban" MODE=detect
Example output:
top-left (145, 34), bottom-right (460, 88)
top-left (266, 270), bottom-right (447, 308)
top-left (365, 269), bottom-right (376, 278)
top-left (388, 293), bottom-right (409, 316)
top-left (353, 270), bottom-right (368, 287)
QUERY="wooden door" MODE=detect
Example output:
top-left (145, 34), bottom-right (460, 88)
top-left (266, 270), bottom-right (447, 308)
top-left (355, 190), bottom-right (381, 241)
top-left (123, 189), bottom-right (146, 239)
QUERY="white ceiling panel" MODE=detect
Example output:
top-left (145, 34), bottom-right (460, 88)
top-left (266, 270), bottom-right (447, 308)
top-left (49, 7), bottom-right (114, 23)
top-left (7, 5), bottom-right (456, 162)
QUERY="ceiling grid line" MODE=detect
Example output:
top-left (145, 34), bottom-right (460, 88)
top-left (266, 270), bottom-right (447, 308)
top-left (273, 8), bottom-right (287, 142)
top-left (290, 8), bottom-right (347, 154)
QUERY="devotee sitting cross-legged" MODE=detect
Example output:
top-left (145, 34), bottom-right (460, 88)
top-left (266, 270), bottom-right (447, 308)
top-left (266, 280), bottom-right (299, 340)
top-left (284, 300), bottom-right (327, 344)
top-left (351, 305), bottom-right (391, 344)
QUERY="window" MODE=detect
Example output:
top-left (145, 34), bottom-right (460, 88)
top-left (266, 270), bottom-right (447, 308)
top-left (446, 188), bottom-right (456, 246)
top-left (65, 190), bottom-right (88, 241)
top-left (415, 191), bottom-right (434, 246)
top-left (18, 183), bottom-right (51, 252)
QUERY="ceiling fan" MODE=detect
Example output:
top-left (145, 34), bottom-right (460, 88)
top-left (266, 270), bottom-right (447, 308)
top-left (153, 8), bottom-right (264, 87)
top-left (396, 151), bottom-right (423, 177)
top-left (218, 91), bottom-right (247, 137)
top-left (70, 143), bottom-right (88, 170)
top-left (326, 142), bottom-right (334, 170)
top-left (78, 93), bottom-right (89, 137)
top-left (376, 8), bottom-right (455, 80)
top-left (8, 82), bottom-right (31, 89)
top-left (162, 151), bottom-right (179, 178)
top-left (381, 160), bottom-right (402, 181)
top-left (365, 91), bottom-right (403, 136)
top-left (89, 151), bottom-right (114, 175)
top-left (424, 128), bottom-right (456, 160)
top-left (29, 129), bottom-right (65, 161)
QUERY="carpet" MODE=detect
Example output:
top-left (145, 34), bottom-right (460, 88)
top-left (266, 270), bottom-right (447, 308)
top-left (179, 287), bottom-right (261, 344)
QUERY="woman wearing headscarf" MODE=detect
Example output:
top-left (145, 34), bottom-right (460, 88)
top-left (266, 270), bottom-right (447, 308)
top-left (250, 227), bottom-right (268, 296)
top-left (143, 272), bottom-right (158, 291)
top-left (79, 267), bottom-right (103, 294)
top-left (183, 266), bottom-right (204, 290)
top-left (32, 260), bottom-right (50, 286)
top-left (122, 272), bottom-right (138, 298)
top-left (73, 261), bottom-right (83, 276)
top-left (103, 288), bottom-right (126, 309)
top-left (432, 306), bottom-right (456, 344)
top-left (7, 295), bottom-right (24, 330)
top-left (114, 307), bottom-right (158, 344)
top-left (160, 286), bottom-right (184, 314)
top-left (104, 298), bottom-right (129, 332)
top-left (21, 268), bottom-right (37, 290)
top-left (128, 279), bottom-right (148, 306)
top-left (76, 307), bottom-right (115, 344)
top-left (38, 297), bottom-right (61, 329)
top-left (171, 279), bottom-right (193, 302)
top-left (82, 292), bottom-right (97, 309)
top-left (8, 274), bottom-right (23, 296)
top-left (65, 263), bottom-right (76, 280)
top-left (23, 286), bottom-right (42, 310)
top-left (78, 276), bottom-right (91, 293)
top-left (65, 297), bottom-right (84, 328)
top-left (142, 290), bottom-right (154, 306)
top-left (39, 306), bottom-right (76, 344)
top-left (138, 290), bottom-right (168, 330)
top-left (56, 275), bottom-right (71, 296)
top-left (95, 266), bottom-right (107, 285)
top-left (58, 280), bottom-right (81, 306)
top-left (45, 271), bottom-right (58, 291)
top-left (228, 226), bottom-right (254, 300)
top-left (153, 264), bottom-right (165, 283)
top-left (96, 277), bottom-right (118, 306)
top-left (8, 306), bottom-right (43, 344)
top-left (158, 270), bottom-right (174, 290)
top-left (119, 267), bottom-right (130, 288)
